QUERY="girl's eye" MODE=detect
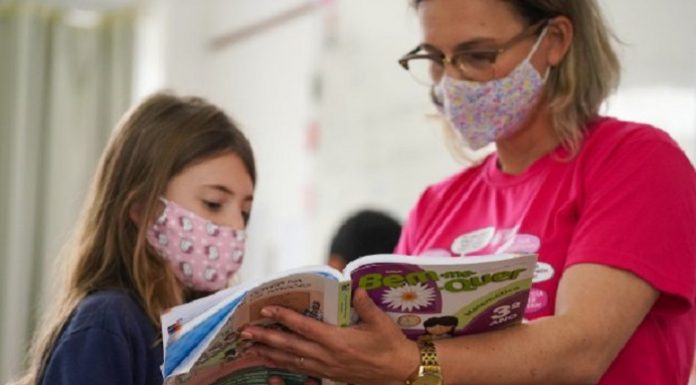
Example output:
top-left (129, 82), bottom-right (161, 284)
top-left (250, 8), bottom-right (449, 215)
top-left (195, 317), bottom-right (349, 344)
top-left (203, 200), bottom-right (222, 211)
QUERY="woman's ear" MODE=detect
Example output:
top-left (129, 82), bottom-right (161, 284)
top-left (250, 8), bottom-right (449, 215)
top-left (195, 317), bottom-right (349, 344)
top-left (545, 16), bottom-right (573, 67)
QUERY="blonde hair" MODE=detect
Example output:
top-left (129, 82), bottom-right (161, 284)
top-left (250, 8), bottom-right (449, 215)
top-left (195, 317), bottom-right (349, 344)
top-left (13, 92), bottom-right (256, 385)
top-left (415, 0), bottom-right (621, 157)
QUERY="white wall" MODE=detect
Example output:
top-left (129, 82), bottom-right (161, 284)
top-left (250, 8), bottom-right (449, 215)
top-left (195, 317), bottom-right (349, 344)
top-left (310, 0), bottom-right (462, 264)
top-left (136, 0), bottom-right (325, 279)
top-left (600, 0), bottom-right (696, 160)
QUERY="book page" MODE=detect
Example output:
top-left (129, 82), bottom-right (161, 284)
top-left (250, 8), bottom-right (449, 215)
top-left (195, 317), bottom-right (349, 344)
top-left (165, 270), bottom-right (342, 385)
top-left (162, 285), bottom-right (242, 350)
top-left (344, 253), bottom-right (537, 341)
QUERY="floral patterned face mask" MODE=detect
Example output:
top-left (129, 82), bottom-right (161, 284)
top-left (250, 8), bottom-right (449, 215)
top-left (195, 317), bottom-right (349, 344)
top-left (434, 27), bottom-right (549, 150)
top-left (147, 198), bottom-right (246, 292)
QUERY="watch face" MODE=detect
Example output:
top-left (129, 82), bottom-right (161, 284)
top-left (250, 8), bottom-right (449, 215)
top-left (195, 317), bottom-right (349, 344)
top-left (413, 374), bottom-right (443, 385)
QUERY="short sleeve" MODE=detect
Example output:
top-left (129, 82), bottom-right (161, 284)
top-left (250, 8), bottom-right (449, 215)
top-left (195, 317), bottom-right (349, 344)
top-left (41, 328), bottom-right (134, 385)
top-left (394, 207), bottom-right (417, 254)
top-left (568, 135), bottom-right (696, 311)
top-left (395, 186), bottom-right (435, 255)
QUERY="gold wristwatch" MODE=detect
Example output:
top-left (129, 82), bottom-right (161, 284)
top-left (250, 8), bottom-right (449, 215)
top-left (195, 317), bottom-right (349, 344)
top-left (405, 341), bottom-right (443, 385)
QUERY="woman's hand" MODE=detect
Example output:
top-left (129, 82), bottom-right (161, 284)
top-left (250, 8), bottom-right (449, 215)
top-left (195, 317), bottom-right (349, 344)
top-left (243, 288), bottom-right (420, 385)
top-left (268, 376), bottom-right (319, 385)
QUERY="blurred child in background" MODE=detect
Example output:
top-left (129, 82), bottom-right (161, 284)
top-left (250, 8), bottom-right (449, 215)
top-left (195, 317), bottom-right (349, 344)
top-left (327, 209), bottom-right (402, 271)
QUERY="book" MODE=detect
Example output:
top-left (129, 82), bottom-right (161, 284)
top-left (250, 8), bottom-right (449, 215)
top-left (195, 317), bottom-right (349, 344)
top-left (160, 253), bottom-right (537, 385)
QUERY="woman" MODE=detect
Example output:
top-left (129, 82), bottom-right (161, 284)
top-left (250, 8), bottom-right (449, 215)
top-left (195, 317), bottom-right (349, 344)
top-left (245, 1), bottom-right (696, 385)
top-left (12, 93), bottom-right (256, 385)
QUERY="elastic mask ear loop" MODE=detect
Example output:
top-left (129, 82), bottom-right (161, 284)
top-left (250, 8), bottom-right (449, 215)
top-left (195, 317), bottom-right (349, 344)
top-left (154, 196), bottom-right (169, 224)
top-left (526, 26), bottom-right (550, 81)
top-left (526, 26), bottom-right (549, 61)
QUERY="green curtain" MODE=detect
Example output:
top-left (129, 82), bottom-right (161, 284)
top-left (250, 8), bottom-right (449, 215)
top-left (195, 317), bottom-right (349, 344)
top-left (0, 2), bottom-right (135, 382)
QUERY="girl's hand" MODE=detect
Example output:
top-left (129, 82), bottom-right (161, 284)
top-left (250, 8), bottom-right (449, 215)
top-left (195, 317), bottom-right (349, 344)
top-left (243, 289), bottom-right (420, 385)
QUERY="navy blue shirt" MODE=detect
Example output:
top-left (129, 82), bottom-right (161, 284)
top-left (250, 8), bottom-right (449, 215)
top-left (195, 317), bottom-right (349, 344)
top-left (41, 290), bottom-right (163, 385)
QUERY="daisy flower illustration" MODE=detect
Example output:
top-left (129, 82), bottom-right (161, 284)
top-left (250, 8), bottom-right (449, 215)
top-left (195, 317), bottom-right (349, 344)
top-left (381, 282), bottom-right (436, 312)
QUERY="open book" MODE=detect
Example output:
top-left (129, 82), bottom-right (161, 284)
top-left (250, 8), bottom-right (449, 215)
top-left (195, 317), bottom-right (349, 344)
top-left (161, 253), bottom-right (537, 385)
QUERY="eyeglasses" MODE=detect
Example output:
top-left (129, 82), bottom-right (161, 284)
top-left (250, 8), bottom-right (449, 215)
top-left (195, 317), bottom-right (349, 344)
top-left (398, 20), bottom-right (548, 86)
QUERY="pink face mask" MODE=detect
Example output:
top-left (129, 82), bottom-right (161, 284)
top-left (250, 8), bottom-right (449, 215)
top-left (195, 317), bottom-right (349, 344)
top-left (434, 27), bottom-right (549, 150)
top-left (146, 198), bottom-right (246, 292)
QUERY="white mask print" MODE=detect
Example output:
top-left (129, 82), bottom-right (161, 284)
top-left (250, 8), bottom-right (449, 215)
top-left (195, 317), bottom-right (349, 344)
top-left (147, 198), bottom-right (246, 292)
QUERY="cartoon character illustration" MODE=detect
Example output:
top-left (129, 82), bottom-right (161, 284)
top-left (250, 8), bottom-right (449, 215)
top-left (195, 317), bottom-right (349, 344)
top-left (206, 222), bottom-right (219, 236)
top-left (179, 238), bottom-right (194, 253)
top-left (418, 315), bottom-right (458, 342)
top-left (397, 314), bottom-right (422, 328)
top-left (179, 216), bottom-right (193, 232)
top-left (223, 347), bottom-right (238, 361)
top-left (203, 267), bottom-right (218, 282)
top-left (157, 232), bottom-right (168, 246)
top-left (206, 245), bottom-right (219, 260)
top-left (197, 326), bottom-right (242, 364)
top-left (303, 301), bottom-right (323, 321)
top-left (223, 330), bottom-right (239, 343)
top-left (230, 248), bottom-right (244, 262)
top-left (180, 262), bottom-right (194, 278)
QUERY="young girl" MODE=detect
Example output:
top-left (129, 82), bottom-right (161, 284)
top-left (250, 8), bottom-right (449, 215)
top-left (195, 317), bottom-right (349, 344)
top-left (13, 92), bottom-right (256, 385)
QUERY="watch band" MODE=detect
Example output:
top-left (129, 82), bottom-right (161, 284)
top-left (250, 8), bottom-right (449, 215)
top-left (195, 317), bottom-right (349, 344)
top-left (419, 341), bottom-right (439, 366)
top-left (405, 340), bottom-right (442, 385)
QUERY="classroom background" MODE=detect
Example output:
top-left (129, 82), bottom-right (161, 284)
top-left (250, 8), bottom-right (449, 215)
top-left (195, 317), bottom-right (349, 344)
top-left (1, 0), bottom-right (695, 382)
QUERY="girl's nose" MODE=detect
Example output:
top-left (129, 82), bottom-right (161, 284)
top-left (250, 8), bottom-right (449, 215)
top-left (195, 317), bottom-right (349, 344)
top-left (230, 210), bottom-right (245, 230)
top-left (220, 207), bottom-right (245, 230)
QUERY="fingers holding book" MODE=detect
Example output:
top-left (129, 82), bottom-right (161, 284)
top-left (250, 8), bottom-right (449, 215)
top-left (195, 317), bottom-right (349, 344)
top-left (250, 344), bottom-right (325, 379)
top-left (243, 289), bottom-right (420, 385)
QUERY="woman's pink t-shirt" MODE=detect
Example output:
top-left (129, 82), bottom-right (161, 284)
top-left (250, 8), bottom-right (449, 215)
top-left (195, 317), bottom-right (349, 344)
top-left (396, 117), bottom-right (696, 384)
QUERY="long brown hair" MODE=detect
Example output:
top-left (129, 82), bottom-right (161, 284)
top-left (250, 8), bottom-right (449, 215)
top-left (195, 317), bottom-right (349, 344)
top-left (13, 92), bottom-right (256, 385)
top-left (413, 0), bottom-right (620, 156)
